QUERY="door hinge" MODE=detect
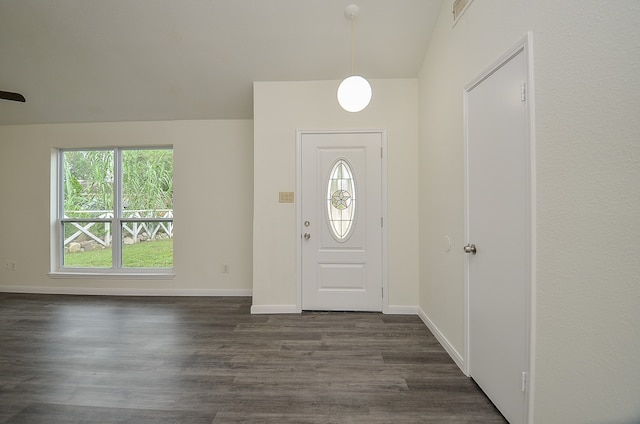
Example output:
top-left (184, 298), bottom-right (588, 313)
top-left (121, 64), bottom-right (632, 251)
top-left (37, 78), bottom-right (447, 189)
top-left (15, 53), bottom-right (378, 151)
top-left (381, 147), bottom-right (383, 158)
top-left (381, 217), bottom-right (384, 227)
top-left (521, 371), bottom-right (527, 392)
top-left (520, 82), bottom-right (526, 102)
top-left (382, 287), bottom-right (384, 298)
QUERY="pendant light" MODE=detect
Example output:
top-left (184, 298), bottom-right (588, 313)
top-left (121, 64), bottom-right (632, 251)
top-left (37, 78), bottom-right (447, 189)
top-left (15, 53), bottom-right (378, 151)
top-left (337, 4), bottom-right (371, 112)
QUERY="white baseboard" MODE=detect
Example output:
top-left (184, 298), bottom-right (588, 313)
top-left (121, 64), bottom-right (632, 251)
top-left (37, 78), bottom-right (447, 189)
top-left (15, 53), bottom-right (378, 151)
top-left (250, 305), bottom-right (420, 315)
top-left (250, 304), bottom-right (299, 314)
top-left (385, 305), bottom-right (419, 315)
top-left (250, 305), bottom-right (419, 315)
top-left (417, 306), bottom-right (465, 373)
top-left (0, 285), bottom-right (252, 297)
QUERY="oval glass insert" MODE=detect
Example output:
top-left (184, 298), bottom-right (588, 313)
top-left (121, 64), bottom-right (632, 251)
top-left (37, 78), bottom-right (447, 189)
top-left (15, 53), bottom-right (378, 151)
top-left (327, 159), bottom-right (356, 241)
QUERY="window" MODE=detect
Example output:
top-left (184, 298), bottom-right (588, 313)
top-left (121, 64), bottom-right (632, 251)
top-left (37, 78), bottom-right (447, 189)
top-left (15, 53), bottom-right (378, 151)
top-left (58, 147), bottom-right (173, 272)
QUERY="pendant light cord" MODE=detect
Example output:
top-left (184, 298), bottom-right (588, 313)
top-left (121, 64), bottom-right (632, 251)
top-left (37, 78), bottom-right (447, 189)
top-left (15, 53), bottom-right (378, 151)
top-left (350, 14), bottom-right (355, 75)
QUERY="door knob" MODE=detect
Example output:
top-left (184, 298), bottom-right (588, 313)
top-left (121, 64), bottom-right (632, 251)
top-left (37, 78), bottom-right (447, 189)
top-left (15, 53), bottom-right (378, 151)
top-left (304, 233), bottom-right (311, 240)
top-left (463, 243), bottom-right (477, 255)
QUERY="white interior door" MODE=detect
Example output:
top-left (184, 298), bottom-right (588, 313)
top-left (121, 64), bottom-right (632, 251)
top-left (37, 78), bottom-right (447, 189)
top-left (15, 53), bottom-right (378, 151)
top-left (300, 131), bottom-right (382, 311)
top-left (465, 45), bottom-right (531, 424)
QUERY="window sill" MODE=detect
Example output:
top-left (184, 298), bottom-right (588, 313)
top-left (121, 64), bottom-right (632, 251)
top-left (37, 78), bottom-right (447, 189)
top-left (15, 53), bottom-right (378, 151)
top-left (48, 271), bottom-right (175, 280)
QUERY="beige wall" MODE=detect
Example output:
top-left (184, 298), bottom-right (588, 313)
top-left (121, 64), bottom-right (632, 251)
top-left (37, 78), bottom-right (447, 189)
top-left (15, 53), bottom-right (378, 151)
top-left (419, 1), bottom-right (640, 423)
top-left (0, 119), bottom-right (254, 294)
top-left (253, 79), bottom-right (419, 312)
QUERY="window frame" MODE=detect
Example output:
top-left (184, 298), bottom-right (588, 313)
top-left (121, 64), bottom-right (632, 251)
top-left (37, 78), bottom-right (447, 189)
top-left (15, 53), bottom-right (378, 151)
top-left (54, 146), bottom-right (174, 276)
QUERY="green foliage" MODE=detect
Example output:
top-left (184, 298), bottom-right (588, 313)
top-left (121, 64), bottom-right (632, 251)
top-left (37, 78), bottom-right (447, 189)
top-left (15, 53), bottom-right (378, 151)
top-left (122, 149), bottom-right (173, 212)
top-left (64, 239), bottom-right (173, 268)
top-left (63, 148), bottom-right (173, 215)
top-left (122, 238), bottom-right (174, 267)
top-left (63, 150), bottom-right (114, 214)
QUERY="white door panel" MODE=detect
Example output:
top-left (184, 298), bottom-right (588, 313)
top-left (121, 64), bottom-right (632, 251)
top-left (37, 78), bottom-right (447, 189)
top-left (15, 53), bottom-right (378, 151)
top-left (300, 132), bottom-right (382, 311)
top-left (466, 45), bottom-right (531, 424)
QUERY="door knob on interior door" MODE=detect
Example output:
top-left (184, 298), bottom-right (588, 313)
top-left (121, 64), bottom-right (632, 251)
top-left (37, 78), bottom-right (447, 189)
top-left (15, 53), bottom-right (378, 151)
top-left (464, 243), bottom-right (477, 255)
top-left (304, 233), bottom-right (311, 240)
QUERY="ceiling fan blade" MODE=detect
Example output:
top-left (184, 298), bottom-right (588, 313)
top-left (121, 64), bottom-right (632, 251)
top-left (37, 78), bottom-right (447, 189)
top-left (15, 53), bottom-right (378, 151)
top-left (0, 91), bottom-right (26, 102)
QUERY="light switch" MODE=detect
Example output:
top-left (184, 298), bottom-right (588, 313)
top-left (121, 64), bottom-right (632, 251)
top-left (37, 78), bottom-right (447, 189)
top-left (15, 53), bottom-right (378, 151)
top-left (279, 192), bottom-right (294, 203)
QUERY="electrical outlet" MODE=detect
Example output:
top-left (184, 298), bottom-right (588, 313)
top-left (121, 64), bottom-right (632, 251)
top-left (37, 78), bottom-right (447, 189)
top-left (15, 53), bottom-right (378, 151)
top-left (5, 260), bottom-right (16, 271)
top-left (222, 265), bottom-right (229, 274)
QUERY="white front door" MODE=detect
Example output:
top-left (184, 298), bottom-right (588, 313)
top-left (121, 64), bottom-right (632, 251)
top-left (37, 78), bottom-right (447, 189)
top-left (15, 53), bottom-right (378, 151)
top-left (299, 131), bottom-right (383, 311)
top-left (465, 44), bottom-right (531, 424)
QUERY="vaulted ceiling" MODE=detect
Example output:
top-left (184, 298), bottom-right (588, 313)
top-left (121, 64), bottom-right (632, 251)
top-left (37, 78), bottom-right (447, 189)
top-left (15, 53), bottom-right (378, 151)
top-left (0, 0), bottom-right (443, 125)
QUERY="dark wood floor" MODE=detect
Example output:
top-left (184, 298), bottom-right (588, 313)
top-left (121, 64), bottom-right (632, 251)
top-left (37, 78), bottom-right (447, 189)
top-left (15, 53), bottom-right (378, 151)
top-left (0, 293), bottom-right (506, 423)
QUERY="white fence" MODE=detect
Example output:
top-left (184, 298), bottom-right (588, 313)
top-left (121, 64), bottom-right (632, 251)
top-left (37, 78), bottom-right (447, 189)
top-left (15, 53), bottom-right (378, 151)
top-left (64, 210), bottom-right (173, 247)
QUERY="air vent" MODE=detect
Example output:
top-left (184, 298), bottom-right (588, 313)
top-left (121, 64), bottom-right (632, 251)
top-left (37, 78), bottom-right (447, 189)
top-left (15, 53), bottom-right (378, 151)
top-left (453, 0), bottom-right (473, 24)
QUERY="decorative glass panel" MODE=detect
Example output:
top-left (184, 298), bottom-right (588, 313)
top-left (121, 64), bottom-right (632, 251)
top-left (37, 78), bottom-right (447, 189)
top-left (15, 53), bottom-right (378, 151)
top-left (327, 159), bottom-right (356, 241)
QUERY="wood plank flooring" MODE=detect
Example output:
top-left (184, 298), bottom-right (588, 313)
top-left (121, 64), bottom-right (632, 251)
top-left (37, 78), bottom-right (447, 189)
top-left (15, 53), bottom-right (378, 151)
top-left (0, 294), bottom-right (506, 423)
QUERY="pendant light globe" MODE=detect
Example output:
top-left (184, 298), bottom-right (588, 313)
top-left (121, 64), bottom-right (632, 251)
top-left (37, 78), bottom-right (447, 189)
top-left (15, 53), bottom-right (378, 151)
top-left (337, 75), bottom-right (372, 113)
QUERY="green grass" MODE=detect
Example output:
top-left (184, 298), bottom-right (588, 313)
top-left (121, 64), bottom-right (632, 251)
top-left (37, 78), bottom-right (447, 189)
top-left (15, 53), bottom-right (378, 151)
top-left (64, 239), bottom-right (173, 268)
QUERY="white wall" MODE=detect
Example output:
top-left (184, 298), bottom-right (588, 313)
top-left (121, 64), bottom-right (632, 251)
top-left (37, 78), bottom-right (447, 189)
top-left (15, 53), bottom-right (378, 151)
top-left (253, 79), bottom-right (419, 312)
top-left (0, 119), bottom-right (254, 295)
top-left (418, 0), bottom-right (530, 373)
top-left (419, 1), bottom-right (640, 423)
